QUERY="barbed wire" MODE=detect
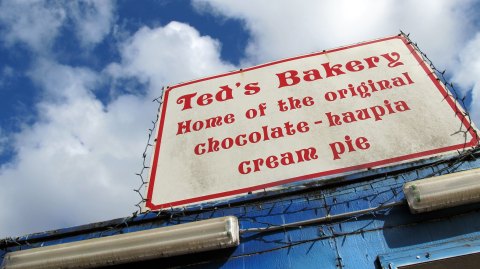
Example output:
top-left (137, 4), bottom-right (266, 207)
top-left (129, 31), bottom-right (479, 219)
top-left (2, 152), bottom-right (479, 257)
top-left (400, 30), bottom-right (479, 148)
top-left (233, 31), bottom-right (480, 238)
top-left (134, 89), bottom-right (164, 214)
top-left (2, 32), bottom-right (480, 263)
top-left (240, 200), bottom-right (405, 234)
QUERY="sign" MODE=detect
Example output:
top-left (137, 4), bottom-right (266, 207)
top-left (145, 35), bottom-right (478, 210)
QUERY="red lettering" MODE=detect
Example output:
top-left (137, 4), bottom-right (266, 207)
top-left (265, 155), bottom-right (279, 169)
top-left (177, 120), bottom-right (191, 135)
top-left (207, 137), bottom-right (220, 153)
top-left (303, 69), bottom-right (322, 81)
top-left (176, 92), bottom-right (197, 111)
top-left (325, 91), bottom-right (337, 102)
top-left (224, 113), bottom-right (235, 124)
top-left (176, 85), bottom-right (233, 111)
top-left (244, 82), bottom-right (261, 95)
top-left (276, 70), bottom-right (300, 88)
top-left (381, 52), bottom-right (404, 68)
top-left (329, 135), bottom-right (371, 160)
top-left (304, 96), bottom-right (314, 106)
top-left (322, 62), bottom-right (345, 78)
top-left (252, 158), bottom-right (264, 172)
top-left (363, 56), bottom-right (380, 69)
top-left (249, 132), bottom-right (262, 143)
top-left (297, 121), bottom-right (309, 133)
top-left (345, 60), bottom-right (364, 72)
top-left (238, 161), bottom-right (251, 175)
top-left (216, 85), bottom-right (234, 102)
top-left (235, 134), bottom-right (247, 147)
top-left (194, 143), bottom-right (206, 155)
top-left (192, 121), bottom-right (203, 131)
top-left (238, 147), bottom-right (317, 175)
top-left (356, 137), bottom-right (370, 150)
top-left (370, 105), bottom-right (385, 121)
top-left (295, 147), bottom-right (318, 162)
top-left (337, 88), bottom-right (348, 99)
top-left (283, 121), bottom-right (296, 135)
top-left (177, 114), bottom-right (235, 135)
top-left (221, 138), bottom-right (234, 150)
top-left (326, 112), bottom-right (342, 126)
top-left (205, 116), bottom-right (222, 129)
top-left (197, 93), bottom-right (213, 106)
top-left (329, 141), bottom-right (345, 160)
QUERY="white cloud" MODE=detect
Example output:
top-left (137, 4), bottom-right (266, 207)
top-left (0, 0), bottom-right (115, 53)
top-left (193, 0), bottom-right (480, 124)
top-left (29, 59), bottom-right (98, 100)
top-left (107, 21), bottom-right (236, 97)
top-left (194, 0), bottom-right (475, 68)
top-left (0, 0), bottom-right (66, 52)
top-left (0, 60), bottom-right (155, 237)
top-left (67, 0), bottom-right (115, 47)
top-left (0, 21), bottom-right (235, 237)
top-left (453, 33), bottom-right (480, 124)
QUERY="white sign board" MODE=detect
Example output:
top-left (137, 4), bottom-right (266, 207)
top-left (145, 35), bottom-right (478, 210)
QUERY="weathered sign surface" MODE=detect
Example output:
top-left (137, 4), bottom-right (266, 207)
top-left (145, 35), bottom-right (478, 210)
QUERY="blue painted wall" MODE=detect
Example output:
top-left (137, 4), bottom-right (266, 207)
top-left (2, 149), bottom-right (480, 268)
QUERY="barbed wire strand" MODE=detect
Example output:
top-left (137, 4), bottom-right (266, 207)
top-left (134, 89), bottom-right (164, 215)
top-left (2, 31), bottom-right (478, 259)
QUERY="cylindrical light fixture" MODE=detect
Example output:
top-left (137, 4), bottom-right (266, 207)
top-left (404, 168), bottom-right (480, 214)
top-left (1, 216), bottom-right (239, 269)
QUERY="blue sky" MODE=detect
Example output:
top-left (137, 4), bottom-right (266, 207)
top-left (0, 0), bottom-right (479, 238)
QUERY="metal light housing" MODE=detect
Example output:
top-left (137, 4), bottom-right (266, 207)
top-left (404, 168), bottom-right (480, 213)
top-left (1, 216), bottom-right (239, 269)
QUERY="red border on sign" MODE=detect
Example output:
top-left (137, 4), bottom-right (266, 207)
top-left (146, 35), bottom-right (479, 210)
